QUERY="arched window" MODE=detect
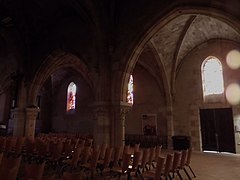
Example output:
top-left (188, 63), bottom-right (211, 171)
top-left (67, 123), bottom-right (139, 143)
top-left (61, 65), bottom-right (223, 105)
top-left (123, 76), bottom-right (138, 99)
top-left (127, 75), bottom-right (134, 104)
top-left (66, 82), bottom-right (77, 111)
top-left (201, 56), bottom-right (224, 102)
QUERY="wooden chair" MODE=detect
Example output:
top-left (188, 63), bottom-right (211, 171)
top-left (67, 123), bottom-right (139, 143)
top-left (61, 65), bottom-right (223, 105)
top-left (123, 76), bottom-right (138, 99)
top-left (97, 147), bottom-right (113, 175)
top-left (14, 136), bottom-right (25, 154)
top-left (23, 161), bottom-right (46, 180)
top-left (77, 139), bottom-right (85, 149)
top-left (128, 151), bottom-right (142, 178)
top-left (170, 151), bottom-right (182, 179)
top-left (184, 147), bottom-right (196, 178)
top-left (0, 152), bottom-right (3, 165)
top-left (133, 143), bottom-right (140, 153)
top-left (35, 139), bottom-right (49, 160)
top-left (62, 171), bottom-right (83, 180)
top-left (99, 143), bottom-right (108, 160)
top-left (62, 140), bottom-right (73, 156)
top-left (147, 146), bottom-right (156, 170)
top-left (161, 153), bottom-right (174, 180)
top-left (79, 146), bottom-right (91, 165)
top-left (141, 156), bottom-right (165, 180)
top-left (0, 137), bottom-right (6, 152)
top-left (152, 145), bottom-right (162, 168)
top-left (24, 137), bottom-right (36, 158)
top-left (118, 145), bottom-right (130, 166)
top-left (177, 149), bottom-right (188, 179)
top-left (47, 141), bottom-right (64, 170)
top-left (80, 149), bottom-right (100, 179)
top-left (62, 147), bottom-right (82, 171)
top-left (110, 146), bottom-right (123, 167)
top-left (110, 153), bottom-right (131, 179)
top-left (0, 154), bottom-right (22, 180)
top-left (5, 137), bottom-right (17, 153)
top-left (138, 148), bottom-right (150, 173)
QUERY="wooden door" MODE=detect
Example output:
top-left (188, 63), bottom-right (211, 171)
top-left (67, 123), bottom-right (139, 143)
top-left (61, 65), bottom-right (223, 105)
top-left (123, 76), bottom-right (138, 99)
top-left (200, 108), bottom-right (235, 153)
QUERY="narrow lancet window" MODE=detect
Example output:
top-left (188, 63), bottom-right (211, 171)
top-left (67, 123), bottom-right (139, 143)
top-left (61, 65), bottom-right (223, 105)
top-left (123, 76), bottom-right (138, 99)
top-left (66, 82), bottom-right (77, 111)
top-left (201, 57), bottom-right (224, 102)
top-left (127, 75), bottom-right (134, 104)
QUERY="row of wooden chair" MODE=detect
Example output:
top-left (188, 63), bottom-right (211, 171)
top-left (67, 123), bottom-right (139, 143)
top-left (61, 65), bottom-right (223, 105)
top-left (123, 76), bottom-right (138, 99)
top-left (140, 148), bottom-right (196, 180)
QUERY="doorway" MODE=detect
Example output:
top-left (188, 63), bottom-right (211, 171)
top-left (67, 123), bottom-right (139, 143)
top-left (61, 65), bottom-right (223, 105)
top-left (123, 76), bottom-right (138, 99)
top-left (199, 108), bottom-right (235, 153)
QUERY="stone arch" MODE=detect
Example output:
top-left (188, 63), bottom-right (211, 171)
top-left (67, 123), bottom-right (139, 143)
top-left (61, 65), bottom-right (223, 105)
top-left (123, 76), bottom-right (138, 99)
top-left (114, 6), bottom-right (240, 105)
top-left (28, 49), bottom-right (93, 106)
top-left (112, 5), bottom-right (240, 147)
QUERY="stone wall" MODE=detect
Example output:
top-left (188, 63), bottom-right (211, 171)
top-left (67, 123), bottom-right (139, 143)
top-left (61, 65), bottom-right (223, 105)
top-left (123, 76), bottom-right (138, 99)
top-left (174, 39), bottom-right (240, 152)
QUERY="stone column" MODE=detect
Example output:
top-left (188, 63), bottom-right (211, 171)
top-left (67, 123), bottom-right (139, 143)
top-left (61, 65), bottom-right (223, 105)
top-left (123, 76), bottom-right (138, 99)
top-left (112, 102), bottom-right (132, 147)
top-left (166, 105), bottom-right (174, 149)
top-left (25, 107), bottom-right (40, 138)
top-left (92, 102), bottom-right (111, 146)
top-left (12, 108), bottom-right (25, 136)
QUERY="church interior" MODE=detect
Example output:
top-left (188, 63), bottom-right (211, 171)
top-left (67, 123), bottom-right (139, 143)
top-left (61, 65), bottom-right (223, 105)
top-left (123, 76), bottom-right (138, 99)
top-left (0, 0), bottom-right (240, 179)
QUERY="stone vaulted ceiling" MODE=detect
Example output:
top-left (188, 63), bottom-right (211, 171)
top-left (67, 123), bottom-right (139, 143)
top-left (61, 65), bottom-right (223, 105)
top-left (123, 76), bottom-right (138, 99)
top-left (149, 14), bottom-right (240, 88)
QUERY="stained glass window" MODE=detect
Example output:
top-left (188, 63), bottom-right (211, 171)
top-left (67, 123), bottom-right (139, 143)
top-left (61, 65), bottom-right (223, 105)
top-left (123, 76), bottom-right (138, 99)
top-left (66, 82), bottom-right (77, 111)
top-left (127, 75), bottom-right (134, 104)
top-left (201, 57), bottom-right (224, 99)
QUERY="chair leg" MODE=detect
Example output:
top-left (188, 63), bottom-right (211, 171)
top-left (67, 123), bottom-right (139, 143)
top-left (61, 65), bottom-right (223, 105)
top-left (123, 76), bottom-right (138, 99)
top-left (168, 174), bottom-right (173, 180)
top-left (188, 165), bottom-right (196, 178)
top-left (177, 170), bottom-right (184, 180)
top-left (184, 167), bottom-right (192, 180)
top-left (127, 172), bottom-right (132, 180)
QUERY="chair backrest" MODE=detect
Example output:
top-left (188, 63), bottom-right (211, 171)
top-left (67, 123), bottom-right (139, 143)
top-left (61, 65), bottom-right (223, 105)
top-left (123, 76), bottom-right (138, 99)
top-left (179, 149), bottom-right (188, 168)
top-left (140, 148), bottom-right (150, 169)
top-left (14, 137), bottom-right (25, 154)
top-left (123, 145), bottom-right (130, 154)
top-left (71, 138), bottom-right (79, 148)
top-left (134, 143), bottom-right (140, 153)
top-left (24, 137), bottom-right (36, 154)
top-left (163, 153), bottom-right (173, 176)
top-left (121, 153), bottom-right (131, 173)
top-left (90, 149), bottom-right (100, 169)
top-left (36, 139), bottom-right (49, 156)
top-left (103, 147), bottom-right (113, 167)
top-left (77, 139), bottom-right (85, 148)
top-left (112, 146), bottom-right (123, 166)
top-left (171, 151), bottom-right (182, 172)
top-left (5, 137), bottom-right (17, 152)
top-left (0, 155), bottom-right (22, 180)
top-left (132, 151), bottom-right (142, 170)
top-left (81, 146), bottom-right (91, 164)
top-left (0, 137), bottom-right (6, 152)
top-left (85, 138), bottom-right (93, 147)
top-left (62, 141), bottom-right (73, 155)
top-left (63, 171), bottom-right (82, 180)
top-left (148, 146), bottom-right (156, 167)
top-left (154, 145), bottom-right (162, 160)
top-left (186, 147), bottom-right (192, 165)
top-left (71, 147), bottom-right (82, 167)
top-left (99, 143), bottom-right (108, 160)
top-left (24, 161), bottom-right (45, 180)
top-left (51, 141), bottom-right (63, 160)
top-left (154, 156), bottom-right (165, 180)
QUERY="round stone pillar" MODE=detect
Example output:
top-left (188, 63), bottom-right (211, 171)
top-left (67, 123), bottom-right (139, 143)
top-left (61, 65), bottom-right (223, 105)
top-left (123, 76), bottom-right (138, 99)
top-left (167, 105), bottom-right (174, 149)
top-left (25, 107), bottom-right (40, 138)
top-left (112, 102), bottom-right (132, 147)
top-left (12, 108), bottom-right (25, 136)
top-left (92, 102), bottom-right (111, 146)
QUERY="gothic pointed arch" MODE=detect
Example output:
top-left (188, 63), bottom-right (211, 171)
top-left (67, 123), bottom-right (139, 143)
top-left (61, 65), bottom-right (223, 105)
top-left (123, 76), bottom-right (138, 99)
top-left (28, 49), bottom-right (93, 106)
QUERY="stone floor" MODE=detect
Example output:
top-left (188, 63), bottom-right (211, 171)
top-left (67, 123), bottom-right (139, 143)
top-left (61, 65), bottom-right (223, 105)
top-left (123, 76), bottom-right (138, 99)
top-left (51, 150), bottom-right (240, 180)
top-left (190, 151), bottom-right (240, 180)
